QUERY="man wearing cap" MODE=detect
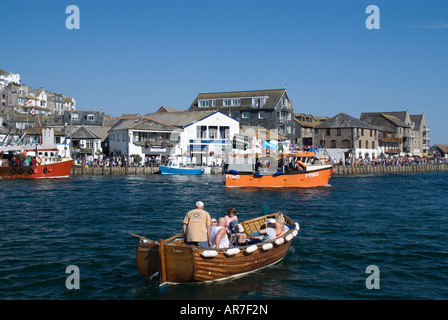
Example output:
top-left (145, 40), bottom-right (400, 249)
top-left (183, 201), bottom-right (212, 247)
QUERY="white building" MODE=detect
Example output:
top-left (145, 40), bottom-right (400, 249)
top-left (109, 110), bottom-right (240, 166)
top-left (0, 68), bottom-right (20, 88)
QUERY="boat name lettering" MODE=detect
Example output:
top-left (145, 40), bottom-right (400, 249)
top-left (138, 247), bottom-right (150, 251)
top-left (305, 172), bottom-right (319, 178)
top-left (226, 174), bottom-right (240, 180)
top-left (173, 249), bottom-right (182, 253)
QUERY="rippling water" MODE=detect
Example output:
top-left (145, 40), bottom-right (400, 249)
top-left (1, 172), bottom-right (447, 300)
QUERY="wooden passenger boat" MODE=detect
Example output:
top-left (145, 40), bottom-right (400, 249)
top-left (133, 213), bottom-right (299, 284)
top-left (224, 152), bottom-right (333, 188)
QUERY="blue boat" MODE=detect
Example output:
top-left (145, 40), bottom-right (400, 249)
top-left (159, 160), bottom-right (205, 175)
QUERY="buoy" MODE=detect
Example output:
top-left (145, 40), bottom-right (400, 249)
top-left (295, 222), bottom-right (300, 231)
top-left (201, 250), bottom-right (218, 258)
top-left (225, 248), bottom-right (240, 256)
top-left (245, 245), bottom-right (257, 254)
top-left (285, 234), bottom-right (293, 242)
top-left (261, 243), bottom-right (273, 251)
top-left (292, 230), bottom-right (298, 237)
top-left (274, 238), bottom-right (285, 245)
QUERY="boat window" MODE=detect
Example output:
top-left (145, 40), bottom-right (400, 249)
top-left (45, 152), bottom-right (48, 157)
top-left (50, 152), bottom-right (55, 157)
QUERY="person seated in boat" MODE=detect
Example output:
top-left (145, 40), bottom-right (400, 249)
top-left (258, 218), bottom-right (277, 241)
top-left (228, 221), bottom-right (247, 246)
top-left (225, 207), bottom-right (247, 245)
top-left (274, 211), bottom-right (290, 238)
top-left (295, 159), bottom-right (306, 171)
top-left (210, 217), bottom-right (230, 249)
top-left (182, 201), bottom-right (212, 247)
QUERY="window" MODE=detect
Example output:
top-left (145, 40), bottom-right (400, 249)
top-left (224, 99), bottom-right (240, 106)
top-left (71, 113), bottom-right (79, 121)
top-left (211, 100), bottom-right (216, 107)
top-left (342, 140), bottom-right (351, 148)
top-left (331, 140), bottom-right (336, 148)
top-left (197, 126), bottom-right (207, 139)
top-left (87, 114), bottom-right (95, 121)
top-left (326, 128), bottom-right (331, 136)
top-left (209, 126), bottom-right (218, 139)
top-left (372, 141), bottom-right (375, 149)
top-left (258, 111), bottom-right (265, 119)
top-left (366, 140), bottom-right (369, 149)
top-left (337, 128), bottom-right (341, 136)
top-left (199, 100), bottom-right (209, 107)
top-left (252, 98), bottom-right (265, 108)
top-left (242, 112), bottom-right (249, 119)
top-left (219, 126), bottom-right (229, 139)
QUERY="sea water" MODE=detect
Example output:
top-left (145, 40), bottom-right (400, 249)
top-left (1, 172), bottom-right (447, 300)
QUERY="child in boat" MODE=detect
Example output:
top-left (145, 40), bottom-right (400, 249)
top-left (225, 206), bottom-right (247, 245)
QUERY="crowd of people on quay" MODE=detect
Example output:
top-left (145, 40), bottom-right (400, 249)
top-left (74, 155), bottom-right (166, 167)
top-left (333, 156), bottom-right (448, 167)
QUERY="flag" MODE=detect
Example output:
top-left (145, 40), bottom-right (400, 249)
top-left (29, 107), bottom-right (36, 116)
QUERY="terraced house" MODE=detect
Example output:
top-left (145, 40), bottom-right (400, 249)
top-left (360, 110), bottom-right (429, 157)
top-left (188, 89), bottom-right (295, 140)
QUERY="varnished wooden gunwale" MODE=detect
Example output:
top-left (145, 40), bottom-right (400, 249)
top-left (135, 214), bottom-right (298, 284)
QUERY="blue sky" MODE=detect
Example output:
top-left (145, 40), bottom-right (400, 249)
top-left (1, 0), bottom-right (447, 144)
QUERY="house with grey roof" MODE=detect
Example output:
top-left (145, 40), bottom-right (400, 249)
top-left (314, 112), bottom-right (381, 162)
top-left (188, 89), bottom-right (295, 140)
top-left (69, 125), bottom-right (102, 161)
top-left (109, 110), bottom-right (240, 166)
top-left (108, 116), bottom-right (181, 162)
top-left (360, 110), bottom-right (429, 156)
top-left (294, 113), bottom-right (329, 146)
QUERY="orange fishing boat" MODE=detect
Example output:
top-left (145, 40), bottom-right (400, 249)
top-left (224, 151), bottom-right (334, 188)
top-left (0, 128), bottom-right (73, 179)
top-left (132, 213), bottom-right (299, 284)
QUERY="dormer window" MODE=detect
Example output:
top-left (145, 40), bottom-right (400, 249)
top-left (199, 100), bottom-right (209, 107)
top-left (224, 99), bottom-right (240, 106)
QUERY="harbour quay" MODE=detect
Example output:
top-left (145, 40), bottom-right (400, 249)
top-left (70, 163), bottom-right (448, 176)
top-left (70, 165), bottom-right (223, 175)
top-left (333, 163), bottom-right (448, 175)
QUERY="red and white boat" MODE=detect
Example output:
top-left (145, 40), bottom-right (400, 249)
top-left (0, 128), bottom-right (73, 179)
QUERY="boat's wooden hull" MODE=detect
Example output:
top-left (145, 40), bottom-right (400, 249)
top-left (135, 214), bottom-right (299, 284)
top-left (225, 166), bottom-right (333, 188)
top-left (0, 159), bottom-right (73, 179)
